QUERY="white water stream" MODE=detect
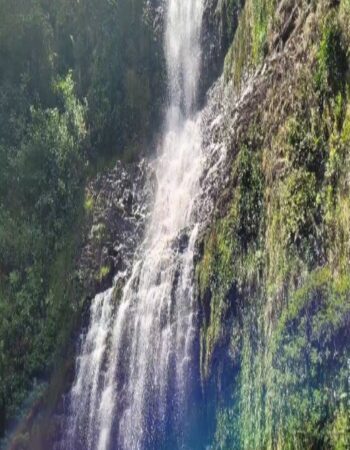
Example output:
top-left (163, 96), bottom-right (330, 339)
top-left (62, 1), bottom-right (208, 449)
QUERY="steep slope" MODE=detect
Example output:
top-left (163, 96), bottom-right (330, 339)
top-left (197, 0), bottom-right (350, 448)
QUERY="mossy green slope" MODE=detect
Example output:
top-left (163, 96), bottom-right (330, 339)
top-left (198, 1), bottom-right (350, 448)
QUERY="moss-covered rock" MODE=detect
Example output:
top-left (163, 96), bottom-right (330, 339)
top-left (199, 1), bottom-right (350, 448)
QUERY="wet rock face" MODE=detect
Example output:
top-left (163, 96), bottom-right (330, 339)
top-left (199, 0), bottom-right (241, 104)
top-left (79, 159), bottom-right (154, 298)
top-left (144, 0), bottom-right (166, 41)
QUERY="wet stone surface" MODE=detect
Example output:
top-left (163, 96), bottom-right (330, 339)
top-left (79, 159), bottom-right (155, 297)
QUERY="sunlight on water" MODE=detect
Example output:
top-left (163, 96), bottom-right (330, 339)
top-left (62, 1), bottom-right (207, 448)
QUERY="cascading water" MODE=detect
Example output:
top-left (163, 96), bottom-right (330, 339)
top-left (61, 1), bottom-right (210, 449)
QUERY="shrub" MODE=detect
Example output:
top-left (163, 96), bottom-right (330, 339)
top-left (315, 18), bottom-right (348, 100)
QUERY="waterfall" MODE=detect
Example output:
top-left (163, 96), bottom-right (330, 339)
top-left (62, 1), bottom-right (206, 449)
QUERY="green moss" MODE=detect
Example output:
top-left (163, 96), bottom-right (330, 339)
top-left (234, 269), bottom-right (350, 450)
top-left (225, 0), bottom-right (276, 86)
top-left (285, 116), bottom-right (327, 176)
top-left (208, 3), bottom-right (350, 447)
top-left (197, 137), bottom-right (265, 380)
top-left (280, 169), bottom-right (319, 260)
top-left (84, 193), bottom-right (94, 213)
top-left (213, 407), bottom-right (240, 450)
top-left (198, 213), bottom-right (238, 379)
top-left (329, 405), bottom-right (350, 450)
top-left (315, 15), bottom-right (348, 101)
top-left (265, 269), bottom-right (350, 448)
top-left (98, 265), bottom-right (110, 282)
top-left (236, 144), bottom-right (264, 248)
top-left (324, 103), bottom-right (350, 271)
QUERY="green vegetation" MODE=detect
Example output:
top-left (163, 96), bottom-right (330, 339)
top-left (84, 193), bottom-right (94, 213)
top-left (315, 16), bottom-right (348, 101)
top-left (98, 265), bottom-right (111, 282)
top-left (0, 0), bottom-right (164, 439)
top-left (201, 1), bottom-right (350, 448)
top-left (0, 72), bottom-right (86, 429)
top-left (266, 268), bottom-right (350, 449)
top-left (225, 0), bottom-right (276, 86)
top-left (198, 138), bottom-right (264, 379)
top-left (1, 0), bottom-right (350, 447)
